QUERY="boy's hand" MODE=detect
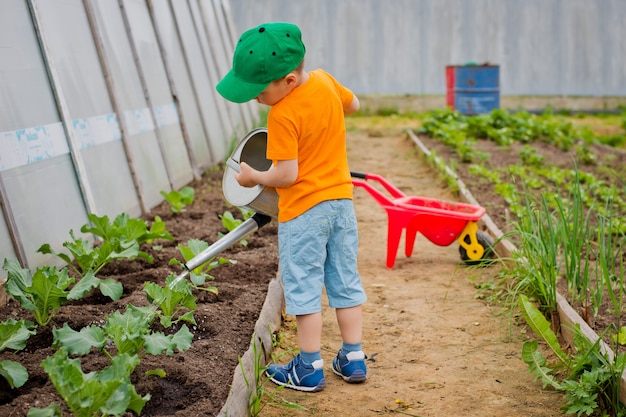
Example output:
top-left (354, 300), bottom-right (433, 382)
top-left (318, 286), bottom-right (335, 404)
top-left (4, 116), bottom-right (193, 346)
top-left (235, 162), bottom-right (259, 187)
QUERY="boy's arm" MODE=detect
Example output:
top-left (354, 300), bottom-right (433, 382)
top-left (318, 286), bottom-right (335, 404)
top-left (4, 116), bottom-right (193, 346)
top-left (344, 95), bottom-right (360, 115)
top-left (236, 159), bottom-right (298, 188)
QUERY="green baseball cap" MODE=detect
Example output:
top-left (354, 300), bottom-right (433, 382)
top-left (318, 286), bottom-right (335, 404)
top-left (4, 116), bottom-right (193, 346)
top-left (217, 22), bottom-right (306, 103)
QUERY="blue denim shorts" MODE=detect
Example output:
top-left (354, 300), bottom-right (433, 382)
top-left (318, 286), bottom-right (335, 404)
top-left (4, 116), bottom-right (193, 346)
top-left (278, 199), bottom-right (367, 316)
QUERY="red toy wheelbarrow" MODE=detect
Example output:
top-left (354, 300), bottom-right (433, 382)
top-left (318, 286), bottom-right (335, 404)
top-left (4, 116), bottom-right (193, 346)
top-left (351, 171), bottom-right (494, 269)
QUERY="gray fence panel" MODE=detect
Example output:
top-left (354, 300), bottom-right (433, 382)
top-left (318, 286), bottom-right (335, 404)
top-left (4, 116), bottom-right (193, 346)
top-left (187, 0), bottom-right (236, 143)
top-left (228, 0), bottom-right (626, 96)
top-left (207, 0), bottom-right (251, 137)
top-left (188, 0), bottom-right (236, 144)
top-left (501, 0), bottom-right (562, 95)
top-left (0, 1), bottom-right (51, 271)
top-left (4, 158), bottom-right (88, 268)
top-left (34, 0), bottom-right (143, 220)
top-left (559, 0), bottom-right (625, 96)
top-left (0, 4), bottom-right (59, 129)
top-left (0, 1), bottom-right (90, 269)
top-left (87, 0), bottom-right (171, 211)
top-left (602, 0), bottom-right (626, 94)
top-left (148, 0), bottom-right (215, 170)
top-left (168, 0), bottom-right (229, 161)
top-left (218, 0), bottom-right (259, 126)
top-left (121, 0), bottom-right (194, 190)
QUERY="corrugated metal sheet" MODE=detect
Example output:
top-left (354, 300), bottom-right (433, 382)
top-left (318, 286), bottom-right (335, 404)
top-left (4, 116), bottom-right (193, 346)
top-left (229, 0), bottom-right (626, 96)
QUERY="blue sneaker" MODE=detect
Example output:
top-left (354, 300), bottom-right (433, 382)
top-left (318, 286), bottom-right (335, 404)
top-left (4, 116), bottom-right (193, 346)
top-left (265, 354), bottom-right (326, 392)
top-left (332, 350), bottom-right (367, 382)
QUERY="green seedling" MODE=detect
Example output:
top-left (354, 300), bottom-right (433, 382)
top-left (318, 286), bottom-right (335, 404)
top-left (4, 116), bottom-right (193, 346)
top-left (3, 258), bottom-right (74, 326)
top-left (170, 238), bottom-right (235, 291)
top-left (144, 275), bottom-right (197, 328)
top-left (219, 208), bottom-right (254, 246)
top-left (0, 318), bottom-right (36, 388)
top-left (52, 303), bottom-right (193, 358)
top-left (161, 186), bottom-right (195, 213)
top-left (34, 348), bottom-right (150, 417)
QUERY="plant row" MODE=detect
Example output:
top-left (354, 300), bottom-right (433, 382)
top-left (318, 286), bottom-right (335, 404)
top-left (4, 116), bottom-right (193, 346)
top-left (418, 108), bottom-right (626, 416)
top-left (1, 188), bottom-right (251, 416)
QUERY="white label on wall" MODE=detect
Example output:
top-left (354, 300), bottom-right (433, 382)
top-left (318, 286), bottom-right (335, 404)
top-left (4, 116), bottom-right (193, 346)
top-left (0, 123), bottom-right (69, 172)
top-left (123, 107), bottom-right (155, 136)
top-left (153, 102), bottom-right (179, 128)
top-left (72, 113), bottom-right (122, 149)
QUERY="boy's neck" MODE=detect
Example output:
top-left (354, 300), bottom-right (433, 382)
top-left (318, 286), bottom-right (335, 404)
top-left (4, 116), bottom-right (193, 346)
top-left (295, 70), bottom-right (310, 88)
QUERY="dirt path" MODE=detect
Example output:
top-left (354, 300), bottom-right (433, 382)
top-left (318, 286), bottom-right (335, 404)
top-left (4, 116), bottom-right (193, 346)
top-left (258, 129), bottom-right (563, 416)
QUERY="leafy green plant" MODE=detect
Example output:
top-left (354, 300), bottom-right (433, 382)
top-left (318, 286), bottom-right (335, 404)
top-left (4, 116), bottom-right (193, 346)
top-left (219, 208), bottom-right (254, 246)
top-left (80, 213), bottom-right (173, 263)
top-left (468, 164), bottom-right (501, 184)
top-left (37, 213), bottom-right (172, 301)
top-left (169, 238), bottom-right (235, 291)
top-left (419, 108), bottom-right (595, 151)
top-left (3, 258), bottom-right (74, 326)
top-left (519, 145), bottom-right (545, 167)
top-left (33, 348), bottom-right (150, 417)
top-left (0, 318), bottom-right (36, 388)
top-left (39, 213), bottom-right (173, 276)
top-left (36, 235), bottom-right (124, 301)
top-left (563, 327), bottom-right (626, 417)
top-left (519, 295), bottom-right (570, 368)
top-left (574, 144), bottom-right (597, 166)
top-left (67, 270), bottom-right (122, 301)
top-left (44, 301), bottom-right (192, 416)
top-left (422, 149), bottom-right (460, 194)
top-left (37, 230), bottom-right (130, 293)
top-left (160, 186), bottom-right (195, 213)
top-left (53, 303), bottom-right (193, 358)
top-left (143, 275), bottom-right (197, 328)
top-left (519, 296), bottom-right (626, 416)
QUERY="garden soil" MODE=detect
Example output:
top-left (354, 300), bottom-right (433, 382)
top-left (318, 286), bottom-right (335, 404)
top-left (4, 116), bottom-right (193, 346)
top-left (0, 125), bottom-right (566, 416)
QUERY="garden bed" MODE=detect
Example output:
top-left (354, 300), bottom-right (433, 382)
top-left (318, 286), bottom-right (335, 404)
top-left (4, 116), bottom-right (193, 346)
top-left (409, 127), bottom-right (626, 354)
top-left (0, 168), bottom-right (279, 416)
top-left (406, 112), bottom-right (626, 411)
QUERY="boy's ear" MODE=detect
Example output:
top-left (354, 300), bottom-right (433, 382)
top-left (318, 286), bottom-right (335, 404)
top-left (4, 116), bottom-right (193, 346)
top-left (285, 72), bottom-right (298, 85)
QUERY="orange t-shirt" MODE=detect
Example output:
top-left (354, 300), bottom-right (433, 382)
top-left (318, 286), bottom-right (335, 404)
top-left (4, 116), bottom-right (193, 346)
top-left (266, 69), bottom-right (354, 222)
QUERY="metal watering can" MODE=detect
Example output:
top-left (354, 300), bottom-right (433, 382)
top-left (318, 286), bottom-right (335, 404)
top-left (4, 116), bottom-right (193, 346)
top-left (169, 128), bottom-right (277, 288)
top-left (222, 128), bottom-right (278, 219)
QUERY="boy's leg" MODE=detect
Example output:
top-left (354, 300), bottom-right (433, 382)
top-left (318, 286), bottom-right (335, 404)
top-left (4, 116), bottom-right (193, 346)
top-left (323, 200), bottom-right (368, 383)
top-left (332, 305), bottom-right (367, 382)
top-left (267, 209), bottom-right (328, 392)
top-left (265, 313), bottom-right (327, 392)
top-left (336, 305), bottom-right (363, 344)
top-left (296, 311), bottom-right (323, 352)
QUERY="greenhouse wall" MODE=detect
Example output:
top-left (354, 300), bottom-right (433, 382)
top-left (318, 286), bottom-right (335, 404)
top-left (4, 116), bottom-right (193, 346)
top-left (229, 0), bottom-right (626, 97)
top-left (0, 0), bottom-right (258, 279)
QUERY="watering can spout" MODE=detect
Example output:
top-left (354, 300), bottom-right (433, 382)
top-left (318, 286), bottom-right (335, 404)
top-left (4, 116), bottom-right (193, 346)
top-left (168, 213), bottom-right (271, 288)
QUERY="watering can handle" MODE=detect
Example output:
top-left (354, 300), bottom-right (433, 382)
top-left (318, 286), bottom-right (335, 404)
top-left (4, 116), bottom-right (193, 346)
top-left (226, 158), bottom-right (241, 173)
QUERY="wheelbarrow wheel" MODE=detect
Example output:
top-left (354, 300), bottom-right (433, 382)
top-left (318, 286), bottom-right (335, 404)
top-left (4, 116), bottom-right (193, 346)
top-left (459, 231), bottom-right (495, 266)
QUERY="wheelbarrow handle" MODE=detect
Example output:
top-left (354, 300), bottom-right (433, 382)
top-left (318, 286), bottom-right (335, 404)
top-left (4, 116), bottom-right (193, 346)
top-left (351, 171), bottom-right (406, 199)
top-left (350, 171), bottom-right (367, 179)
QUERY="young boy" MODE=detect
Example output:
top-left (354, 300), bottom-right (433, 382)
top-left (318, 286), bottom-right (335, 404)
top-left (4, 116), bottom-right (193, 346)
top-left (216, 22), bottom-right (367, 392)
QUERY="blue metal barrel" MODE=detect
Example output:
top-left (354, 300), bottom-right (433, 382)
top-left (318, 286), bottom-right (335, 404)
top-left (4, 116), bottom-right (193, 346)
top-left (446, 64), bottom-right (500, 115)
